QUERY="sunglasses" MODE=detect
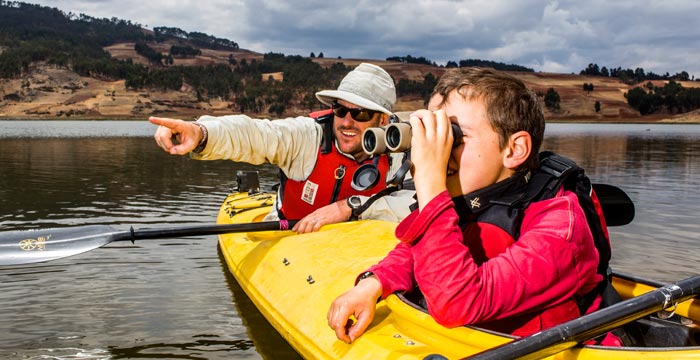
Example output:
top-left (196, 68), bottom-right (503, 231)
top-left (332, 102), bottom-right (381, 122)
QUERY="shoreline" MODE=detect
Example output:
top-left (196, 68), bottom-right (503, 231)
top-left (1, 116), bottom-right (699, 124)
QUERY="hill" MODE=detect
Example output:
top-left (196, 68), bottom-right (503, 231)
top-left (5, 57), bottom-right (699, 122)
top-left (0, 2), bottom-right (698, 123)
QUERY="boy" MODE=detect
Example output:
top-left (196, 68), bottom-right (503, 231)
top-left (327, 67), bottom-right (604, 343)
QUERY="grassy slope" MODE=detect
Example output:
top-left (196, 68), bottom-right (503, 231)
top-left (1, 43), bottom-right (698, 123)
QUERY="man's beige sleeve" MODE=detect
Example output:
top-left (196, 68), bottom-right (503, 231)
top-left (190, 114), bottom-right (323, 181)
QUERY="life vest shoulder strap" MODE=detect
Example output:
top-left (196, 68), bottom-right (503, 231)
top-left (521, 151), bottom-right (579, 205)
top-left (311, 109), bottom-right (334, 154)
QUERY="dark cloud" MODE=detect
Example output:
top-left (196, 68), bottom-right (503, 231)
top-left (25, 0), bottom-right (700, 78)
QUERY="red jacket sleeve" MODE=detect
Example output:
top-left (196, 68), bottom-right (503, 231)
top-left (368, 192), bottom-right (461, 299)
top-left (367, 213), bottom-right (420, 299)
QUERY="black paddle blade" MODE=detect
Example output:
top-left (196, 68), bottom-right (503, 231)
top-left (592, 183), bottom-right (635, 226)
top-left (0, 225), bottom-right (124, 266)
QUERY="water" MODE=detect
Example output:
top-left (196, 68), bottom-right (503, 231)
top-left (0, 120), bottom-right (294, 359)
top-left (1, 120), bottom-right (700, 359)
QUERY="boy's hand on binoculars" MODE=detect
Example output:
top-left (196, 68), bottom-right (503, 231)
top-left (409, 110), bottom-right (451, 210)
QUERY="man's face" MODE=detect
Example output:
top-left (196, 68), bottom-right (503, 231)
top-left (332, 99), bottom-right (387, 160)
top-left (429, 91), bottom-right (511, 197)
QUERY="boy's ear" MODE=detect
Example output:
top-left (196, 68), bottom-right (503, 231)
top-left (503, 131), bottom-right (531, 170)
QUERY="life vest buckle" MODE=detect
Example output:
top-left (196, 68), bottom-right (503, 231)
top-left (539, 154), bottom-right (575, 179)
top-left (334, 165), bottom-right (346, 179)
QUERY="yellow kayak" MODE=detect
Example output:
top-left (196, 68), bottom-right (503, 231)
top-left (217, 190), bottom-right (700, 359)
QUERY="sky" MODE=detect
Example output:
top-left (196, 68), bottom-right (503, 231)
top-left (25, 0), bottom-right (700, 79)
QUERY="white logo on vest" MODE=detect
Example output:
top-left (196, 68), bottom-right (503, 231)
top-left (470, 197), bottom-right (481, 209)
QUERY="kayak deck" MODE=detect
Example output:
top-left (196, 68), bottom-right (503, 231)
top-left (217, 191), bottom-right (700, 359)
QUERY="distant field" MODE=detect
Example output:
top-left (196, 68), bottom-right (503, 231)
top-left (0, 43), bottom-right (697, 123)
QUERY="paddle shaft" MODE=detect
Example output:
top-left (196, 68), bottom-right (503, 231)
top-left (116, 220), bottom-right (299, 242)
top-left (463, 275), bottom-right (700, 360)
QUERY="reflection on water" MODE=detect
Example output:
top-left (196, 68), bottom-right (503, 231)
top-left (0, 137), bottom-right (279, 228)
top-left (1, 121), bottom-right (700, 359)
top-left (542, 124), bottom-right (700, 281)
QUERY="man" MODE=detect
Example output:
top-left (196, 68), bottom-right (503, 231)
top-left (151, 63), bottom-right (413, 233)
top-left (327, 68), bottom-right (610, 344)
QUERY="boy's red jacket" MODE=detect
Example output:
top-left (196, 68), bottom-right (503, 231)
top-left (368, 189), bottom-right (602, 336)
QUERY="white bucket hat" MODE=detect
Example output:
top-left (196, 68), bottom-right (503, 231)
top-left (316, 63), bottom-right (396, 115)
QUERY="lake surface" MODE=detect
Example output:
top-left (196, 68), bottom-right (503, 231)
top-left (1, 120), bottom-right (700, 359)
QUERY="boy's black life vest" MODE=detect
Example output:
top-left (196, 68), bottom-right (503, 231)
top-left (452, 151), bottom-right (617, 314)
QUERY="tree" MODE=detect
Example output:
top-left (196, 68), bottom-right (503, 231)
top-left (580, 63), bottom-right (600, 76)
top-left (458, 58), bottom-right (534, 72)
top-left (310, 52), bottom-right (315, 58)
top-left (594, 101), bottom-right (601, 113)
top-left (387, 55), bottom-right (436, 66)
top-left (626, 87), bottom-right (659, 115)
top-left (544, 88), bottom-right (561, 110)
top-left (169, 45), bottom-right (201, 57)
top-left (422, 72), bottom-right (437, 105)
top-left (135, 41), bottom-right (163, 65)
top-left (303, 91), bottom-right (318, 112)
top-left (269, 103), bottom-right (285, 117)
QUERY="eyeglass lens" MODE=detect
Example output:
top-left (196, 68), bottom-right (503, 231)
top-left (332, 103), bottom-right (378, 122)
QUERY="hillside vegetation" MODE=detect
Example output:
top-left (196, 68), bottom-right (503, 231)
top-left (0, 0), bottom-right (698, 123)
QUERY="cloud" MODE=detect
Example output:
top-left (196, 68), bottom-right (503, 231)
top-left (23, 0), bottom-right (700, 78)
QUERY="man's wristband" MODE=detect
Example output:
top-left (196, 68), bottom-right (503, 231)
top-left (192, 122), bottom-right (208, 153)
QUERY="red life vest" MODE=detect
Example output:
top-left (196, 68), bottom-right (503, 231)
top-left (277, 111), bottom-right (390, 220)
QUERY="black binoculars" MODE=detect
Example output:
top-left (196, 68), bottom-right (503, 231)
top-left (362, 121), bottom-right (463, 155)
